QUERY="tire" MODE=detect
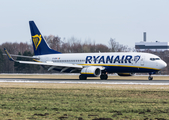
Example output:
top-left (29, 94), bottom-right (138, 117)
top-left (104, 74), bottom-right (108, 80)
top-left (100, 74), bottom-right (108, 80)
top-left (100, 75), bottom-right (104, 80)
top-left (79, 75), bottom-right (87, 80)
top-left (148, 76), bottom-right (153, 80)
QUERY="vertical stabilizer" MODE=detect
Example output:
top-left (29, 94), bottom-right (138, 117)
top-left (29, 21), bottom-right (61, 55)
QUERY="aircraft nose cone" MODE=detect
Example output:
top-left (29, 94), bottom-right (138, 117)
top-left (164, 61), bottom-right (167, 68)
top-left (160, 60), bottom-right (167, 69)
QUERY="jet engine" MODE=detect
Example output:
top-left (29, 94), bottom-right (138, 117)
top-left (80, 67), bottom-right (101, 77)
top-left (117, 73), bottom-right (135, 76)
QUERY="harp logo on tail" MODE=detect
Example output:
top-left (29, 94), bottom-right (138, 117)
top-left (32, 34), bottom-right (42, 50)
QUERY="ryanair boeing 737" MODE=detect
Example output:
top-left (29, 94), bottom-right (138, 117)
top-left (4, 21), bottom-right (167, 80)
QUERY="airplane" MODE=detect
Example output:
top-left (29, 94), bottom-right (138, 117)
top-left (4, 21), bottom-right (167, 80)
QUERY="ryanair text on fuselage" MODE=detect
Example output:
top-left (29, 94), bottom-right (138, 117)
top-left (85, 55), bottom-right (140, 64)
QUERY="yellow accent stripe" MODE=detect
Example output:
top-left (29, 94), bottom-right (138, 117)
top-left (33, 59), bottom-right (42, 63)
top-left (81, 72), bottom-right (94, 74)
top-left (78, 64), bottom-right (160, 71)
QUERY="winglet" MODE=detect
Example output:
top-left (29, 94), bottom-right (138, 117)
top-left (4, 48), bottom-right (15, 61)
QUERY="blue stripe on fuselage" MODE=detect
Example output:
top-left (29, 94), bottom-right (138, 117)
top-left (80, 63), bottom-right (159, 73)
top-left (103, 66), bottom-right (159, 73)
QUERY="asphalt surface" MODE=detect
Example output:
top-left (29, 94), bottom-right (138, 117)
top-left (0, 78), bottom-right (169, 85)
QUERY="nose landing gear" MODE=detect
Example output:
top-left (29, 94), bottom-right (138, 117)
top-left (148, 73), bottom-right (153, 80)
top-left (148, 76), bottom-right (153, 80)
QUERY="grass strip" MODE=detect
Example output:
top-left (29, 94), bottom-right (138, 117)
top-left (0, 85), bottom-right (169, 119)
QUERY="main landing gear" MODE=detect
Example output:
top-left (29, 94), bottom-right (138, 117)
top-left (100, 73), bottom-right (108, 80)
top-left (79, 75), bottom-right (87, 80)
top-left (148, 73), bottom-right (153, 80)
top-left (79, 73), bottom-right (108, 80)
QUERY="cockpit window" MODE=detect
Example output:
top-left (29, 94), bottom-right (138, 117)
top-left (150, 58), bottom-right (160, 61)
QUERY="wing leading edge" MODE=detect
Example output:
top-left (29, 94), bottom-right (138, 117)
top-left (4, 48), bottom-right (83, 72)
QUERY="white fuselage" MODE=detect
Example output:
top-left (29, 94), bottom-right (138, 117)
top-left (36, 52), bottom-right (166, 73)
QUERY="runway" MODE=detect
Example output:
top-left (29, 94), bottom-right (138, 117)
top-left (1, 78), bottom-right (169, 85)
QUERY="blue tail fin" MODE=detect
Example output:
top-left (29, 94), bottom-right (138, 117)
top-left (29, 21), bottom-right (61, 55)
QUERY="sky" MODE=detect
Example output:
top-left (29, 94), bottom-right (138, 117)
top-left (0, 0), bottom-right (169, 48)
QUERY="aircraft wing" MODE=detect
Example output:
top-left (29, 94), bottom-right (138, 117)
top-left (4, 48), bottom-right (83, 72)
top-left (18, 60), bottom-right (83, 68)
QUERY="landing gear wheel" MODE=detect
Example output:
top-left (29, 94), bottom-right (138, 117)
top-left (148, 76), bottom-right (153, 80)
top-left (100, 75), bottom-right (104, 80)
top-left (100, 74), bottom-right (108, 80)
top-left (79, 75), bottom-right (87, 80)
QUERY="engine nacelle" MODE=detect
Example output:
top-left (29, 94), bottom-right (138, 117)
top-left (81, 67), bottom-right (101, 77)
top-left (117, 73), bottom-right (135, 76)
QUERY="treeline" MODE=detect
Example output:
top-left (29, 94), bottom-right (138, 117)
top-left (0, 35), bottom-right (168, 74)
top-left (44, 35), bottom-right (132, 53)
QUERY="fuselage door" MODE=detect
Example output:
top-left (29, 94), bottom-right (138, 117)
top-left (156, 59), bottom-right (158, 67)
top-left (140, 56), bottom-right (144, 66)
